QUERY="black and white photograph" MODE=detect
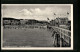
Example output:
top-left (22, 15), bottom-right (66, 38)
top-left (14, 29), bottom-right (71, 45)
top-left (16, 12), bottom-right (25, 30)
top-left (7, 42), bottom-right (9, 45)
top-left (1, 4), bottom-right (73, 50)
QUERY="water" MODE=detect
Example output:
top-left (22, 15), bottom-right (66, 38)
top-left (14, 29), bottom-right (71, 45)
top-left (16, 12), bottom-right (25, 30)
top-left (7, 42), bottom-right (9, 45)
top-left (3, 28), bottom-right (54, 47)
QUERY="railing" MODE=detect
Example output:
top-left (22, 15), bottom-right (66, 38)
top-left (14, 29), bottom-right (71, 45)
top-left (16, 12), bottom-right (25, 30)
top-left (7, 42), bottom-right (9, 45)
top-left (51, 26), bottom-right (71, 47)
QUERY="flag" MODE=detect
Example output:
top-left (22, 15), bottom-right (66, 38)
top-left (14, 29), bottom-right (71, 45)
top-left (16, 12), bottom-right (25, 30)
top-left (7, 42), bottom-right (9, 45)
top-left (54, 13), bottom-right (56, 15)
top-left (47, 18), bottom-right (49, 20)
top-left (67, 12), bottom-right (69, 15)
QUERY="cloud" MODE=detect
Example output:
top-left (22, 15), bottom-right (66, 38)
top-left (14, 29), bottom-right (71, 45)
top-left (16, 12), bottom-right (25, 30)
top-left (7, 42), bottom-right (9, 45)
top-left (19, 8), bottom-right (32, 16)
top-left (19, 8), bottom-right (53, 16)
top-left (2, 4), bottom-right (71, 20)
top-left (18, 7), bottom-right (71, 20)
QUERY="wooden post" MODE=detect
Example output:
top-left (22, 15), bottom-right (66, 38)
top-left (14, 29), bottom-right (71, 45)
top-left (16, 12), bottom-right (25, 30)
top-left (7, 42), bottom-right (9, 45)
top-left (53, 33), bottom-right (56, 46)
top-left (60, 29), bottom-right (62, 47)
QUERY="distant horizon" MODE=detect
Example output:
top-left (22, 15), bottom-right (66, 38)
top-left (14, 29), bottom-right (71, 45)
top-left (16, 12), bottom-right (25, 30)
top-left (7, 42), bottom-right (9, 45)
top-left (2, 17), bottom-right (48, 21)
top-left (3, 17), bottom-right (71, 21)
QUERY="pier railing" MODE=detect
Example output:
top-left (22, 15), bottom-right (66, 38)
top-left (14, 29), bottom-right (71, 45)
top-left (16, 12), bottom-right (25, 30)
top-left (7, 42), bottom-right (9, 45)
top-left (51, 26), bottom-right (71, 47)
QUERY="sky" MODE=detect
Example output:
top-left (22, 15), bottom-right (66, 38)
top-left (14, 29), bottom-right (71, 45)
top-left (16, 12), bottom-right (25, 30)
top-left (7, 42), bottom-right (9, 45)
top-left (1, 4), bottom-right (71, 21)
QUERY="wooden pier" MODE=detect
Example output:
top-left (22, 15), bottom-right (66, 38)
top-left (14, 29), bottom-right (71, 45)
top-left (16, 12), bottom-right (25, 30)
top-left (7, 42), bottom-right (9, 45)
top-left (51, 26), bottom-right (71, 47)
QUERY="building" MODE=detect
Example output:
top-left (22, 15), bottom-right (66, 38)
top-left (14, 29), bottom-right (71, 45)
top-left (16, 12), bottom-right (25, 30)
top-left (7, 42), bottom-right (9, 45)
top-left (50, 17), bottom-right (69, 27)
top-left (55, 17), bottom-right (68, 25)
top-left (20, 19), bottom-right (28, 25)
top-left (54, 17), bottom-right (68, 27)
top-left (27, 19), bottom-right (38, 25)
top-left (3, 17), bottom-right (49, 26)
top-left (3, 17), bottom-right (20, 25)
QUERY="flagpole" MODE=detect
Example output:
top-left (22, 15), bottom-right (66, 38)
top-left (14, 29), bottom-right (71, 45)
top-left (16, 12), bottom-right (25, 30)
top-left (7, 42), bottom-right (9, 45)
top-left (54, 13), bottom-right (56, 26)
